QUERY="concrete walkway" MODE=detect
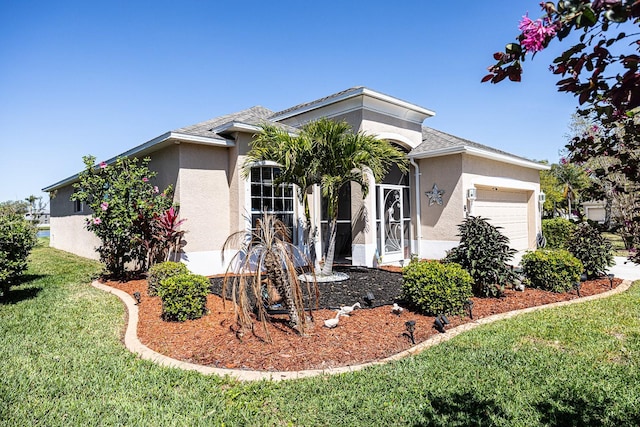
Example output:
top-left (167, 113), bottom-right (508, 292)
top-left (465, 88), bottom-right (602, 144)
top-left (609, 257), bottom-right (640, 281)
top-left (93, 272), bottom-right (637, 382)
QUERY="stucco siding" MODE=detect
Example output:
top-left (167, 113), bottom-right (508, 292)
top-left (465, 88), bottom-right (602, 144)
top-left (419, 154), bottom-right (464, 242)
top-left (176, 144), bottom-right (230, 253)
top-left (48, 184), bottom-right (101, 259)
top-left (148, 144), bottom-right (180, 201)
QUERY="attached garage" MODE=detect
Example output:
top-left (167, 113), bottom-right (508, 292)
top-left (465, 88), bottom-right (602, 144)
top-left (473, 188), bottom-right (531, 252)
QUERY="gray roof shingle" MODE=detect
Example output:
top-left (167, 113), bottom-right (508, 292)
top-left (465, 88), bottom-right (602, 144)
top-left (174, 106), bottom-right (283, 139)
top-left (411, 126), bottom-right (538, 164)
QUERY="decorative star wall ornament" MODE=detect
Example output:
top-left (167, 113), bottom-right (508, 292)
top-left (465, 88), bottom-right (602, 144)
top-left (425, 183), bottom-right (444, 206)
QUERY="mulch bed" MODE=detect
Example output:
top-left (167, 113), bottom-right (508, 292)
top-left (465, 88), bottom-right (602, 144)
top-left (104, 268), bottom-right (622, 372)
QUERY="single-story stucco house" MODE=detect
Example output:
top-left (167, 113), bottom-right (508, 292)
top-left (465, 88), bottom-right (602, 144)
top-left (43, 87), bottom-right (549, 275)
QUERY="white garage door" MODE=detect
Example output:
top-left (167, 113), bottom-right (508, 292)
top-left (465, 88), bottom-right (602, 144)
top-left (473, 188), bottom-right (530, 252)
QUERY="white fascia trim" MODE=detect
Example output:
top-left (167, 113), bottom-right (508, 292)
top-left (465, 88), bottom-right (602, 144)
top-left (410, 145), bottom-right (550, 171)
top-left (211, 121), bottom-right (261, 135)
top-left (270, 87), bottom-right (435, 122)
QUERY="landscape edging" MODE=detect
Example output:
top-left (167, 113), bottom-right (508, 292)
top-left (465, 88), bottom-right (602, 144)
top-left (92, 279), bottom-right (633, 382)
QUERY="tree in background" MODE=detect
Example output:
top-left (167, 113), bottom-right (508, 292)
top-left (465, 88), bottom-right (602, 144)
top-left (0, 200), bottom-right (28, 216)
top-left (485, 1), bottom-right (640, 263)
top-left (539, 162), bottom-right (565, 216)
top-left (23, 195), bottom-right (47, 225)
top-left (71, 156), bottom-right (176, 277)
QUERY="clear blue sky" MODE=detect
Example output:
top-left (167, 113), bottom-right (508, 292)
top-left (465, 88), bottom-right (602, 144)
top-left (0, 1), bottom-right (579, 205)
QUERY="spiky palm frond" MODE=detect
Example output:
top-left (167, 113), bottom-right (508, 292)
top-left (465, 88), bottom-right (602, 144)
top-left (221, 214), bottom-right (317, 341)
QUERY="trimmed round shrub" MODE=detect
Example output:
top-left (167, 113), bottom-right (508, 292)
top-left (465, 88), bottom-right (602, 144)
top-left (0, 214), bottom-right (37, 297)
top-left (569, 222), bottom-right (614, 278)
top-left (521, 249), bottom-right (583, 293)
top-left (401, 260), bottom-right (473, 316)
top-left (542, 218), bottom-right (576, 250)
top-left (147, 261), bottom-right (189, 296)
top-left (156, 273), bottom-right (209, 322)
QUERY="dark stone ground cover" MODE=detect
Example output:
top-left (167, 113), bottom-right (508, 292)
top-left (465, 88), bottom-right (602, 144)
top-left (209, 265), bottom-right (404, 310)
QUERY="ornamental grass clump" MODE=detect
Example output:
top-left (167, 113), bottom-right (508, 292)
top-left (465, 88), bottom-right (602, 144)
top-left (401, 260), bottom-right (473, 316)
top-left (521, 249), bottom-right (583, 293)
top-left (568, 222), bottom-right (614, 278)
top-left (445, 216), bottom-right (517, 297)
top-left (147, 261), bottom-right (189, 296)
top-left (156, 273), bottom-right (209, 322)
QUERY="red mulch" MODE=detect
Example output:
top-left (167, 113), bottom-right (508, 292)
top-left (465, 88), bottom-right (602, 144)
top-left (104, 275), bottom-right (622, 372)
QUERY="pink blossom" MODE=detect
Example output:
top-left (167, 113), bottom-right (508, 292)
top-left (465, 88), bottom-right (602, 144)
top-left (591, 125), bottom-right (599, 132)
top-left (100, 202), bottom-right (109, 211)
top-left (560, 157), bottom-right (567, 165)
top-left (142, 177), bottom-right (149, 182)
top-left (93, 217), bottom-right (102, 225)
top-left (518, 14), bottom-right (556, 52)
top-left (153, 186), bottom-right (159, 194)
top-left (100, 161), bottom-right (107, 169)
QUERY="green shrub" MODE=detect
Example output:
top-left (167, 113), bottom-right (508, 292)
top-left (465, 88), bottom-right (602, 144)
top-left (445, 216), bottom-right (516, 297)
top-left (569, 222), bottom-right (614, 278)
top-left (542, 218), bottom-right (576, 250)
top-left (156, 273), bottom-right (209, 322)
top-left (0, 214), bottom-right (37, 297)
top-left (521, 249), bottom-right (583, 293)
top-left (401, 260), bottom-right (473, 316)
top-left (147, 261), bottom-right (189, 296)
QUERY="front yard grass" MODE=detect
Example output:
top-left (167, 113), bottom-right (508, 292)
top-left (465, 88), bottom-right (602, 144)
top-left (603, 231), bottom-right (631, 257)
top-left (1, 241), bottom-right (639, 426)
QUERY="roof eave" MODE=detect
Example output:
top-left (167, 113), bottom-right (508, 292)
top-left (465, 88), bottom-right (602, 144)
top-left (42, 132), bottom-right (234, 192)
top-left (410, 145), bottom-right (550, 170)
top-left (270, 87), bottom-right (436, 123)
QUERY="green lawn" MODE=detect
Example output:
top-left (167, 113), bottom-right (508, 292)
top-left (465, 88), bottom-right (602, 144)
top-left (2, 241), bottom-right (640, 426)
top-left (603, 232), bottom-right (631, 257)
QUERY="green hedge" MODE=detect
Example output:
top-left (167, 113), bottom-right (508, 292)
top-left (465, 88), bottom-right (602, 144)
top-left (542, 218), bottom-right (576, 250)
top-left (402, 260), bottom-right (473, 316)
top-left (569, 222), bottom-right (614, 278)
top-left (521, 249), bottom-right (583, 293)
top-left (156, 273), bottom-right (209, 322)
top-left (0, 214), bottom-right (37, 297)
top-left (147, 261), bottom-right (189, 296)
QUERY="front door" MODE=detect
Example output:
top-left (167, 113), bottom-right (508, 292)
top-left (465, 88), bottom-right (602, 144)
top-left (377, 185), bottom-right (410, 263)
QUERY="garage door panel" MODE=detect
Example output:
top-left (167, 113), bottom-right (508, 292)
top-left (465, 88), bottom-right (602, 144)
top-left (474, 189), bottom-right (529, 252)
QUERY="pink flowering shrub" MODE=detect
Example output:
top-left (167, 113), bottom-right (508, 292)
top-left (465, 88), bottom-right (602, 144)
top-left (71, 155), bottom-right (175, 276)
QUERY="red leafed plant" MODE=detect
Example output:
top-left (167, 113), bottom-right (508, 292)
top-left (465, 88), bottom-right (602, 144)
top-left (154, 207), bottom-right (187, 263)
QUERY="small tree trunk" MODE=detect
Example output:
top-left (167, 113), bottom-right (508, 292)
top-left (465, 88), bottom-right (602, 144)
top-left (264, 251), bottom-right (301, 330)
top-left (321, 217), bottom-right (337, 276)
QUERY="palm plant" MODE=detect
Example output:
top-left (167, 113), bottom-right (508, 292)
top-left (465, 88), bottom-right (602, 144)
top-left (221, 214), bottom-right (317, 338)
top-left (245, 118), bottom-right (408, 277)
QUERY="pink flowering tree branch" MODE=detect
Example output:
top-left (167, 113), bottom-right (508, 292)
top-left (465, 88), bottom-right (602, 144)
top-left (485, 1), bottom-right (640, 264)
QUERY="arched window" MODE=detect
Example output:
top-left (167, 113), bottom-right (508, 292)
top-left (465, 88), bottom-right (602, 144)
top-left (250, 166), bottom-right (295, 231)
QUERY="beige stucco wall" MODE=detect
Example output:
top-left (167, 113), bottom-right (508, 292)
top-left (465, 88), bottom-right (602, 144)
top-left (175, 143), bottom-right (230, 253)
top-left (419, 154), bottom-right (465, 242)
top-left (48, 184), bottom-right (101, 260)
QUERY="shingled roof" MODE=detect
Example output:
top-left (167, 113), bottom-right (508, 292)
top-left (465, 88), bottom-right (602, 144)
top-left (411, 126), bottom-right (546, 169)
top-left (174, 106), bottom-right (282, 139)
